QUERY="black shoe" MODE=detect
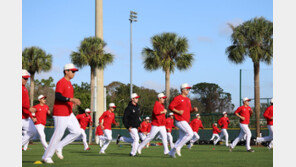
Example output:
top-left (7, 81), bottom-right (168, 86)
top-left (116, 134), bottom-right (121, 145)
top-left (247, 149), bottom-right (255, 152)
top-left (129, 153), bottom-right (137, 157)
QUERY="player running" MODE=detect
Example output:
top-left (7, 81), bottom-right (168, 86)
top-left (137, 93), bottom-right (169, 155)
top-left (168, 83), bottom-right (198, 158)
top-left (166, 112), bottom-right (176, 149)
top-left (209, 123), bottom-right (221, 142)
top-left (187, 114), bottom-right (204, 149)
top-left (229, 97), bottom-right (254, 152)
top-left (95, 125), bottom-right (104, 147)
top-left (98, 103), bottom-right (119, 154)
top-left (256, 98), bottom-right (273, 149)
top-left (214, 112), bottom-right (230, 146)
top-left (138, 117), bottom-right (150, 142)
top-left (42, 63), bottom-right (82, 164)
top-left (76, 108), bottom-right (93, 151)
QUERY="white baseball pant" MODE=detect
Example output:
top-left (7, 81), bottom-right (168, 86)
top-left (167, 132), bottom-right (174, 148)
top-left (189, 132), bottom-right (200, 144)
top-left (231, 123), bottom-right (252, 150)
top-left (257, 125), bottom-right (273, 147)
top-left (119, 128), bottom-right (139, 155)
top-left (210, 134), bottom-right (220, 141)
top-left (100, 129), bottom-right (112, 152)
top-left (42, 113), bottom-right (81, 160)
top-left (79, 128), bottom-right (89, 150)
top-left (173, 121), bottom-right (194, 150)
top-left (22, 118), bottom-right (37, 148)
top-left (139, 132), bottom-right (147, 141)
top-left (35, 124), bottom-right (48, 150)
top-left (138, 126), bottom-right (169, 154)
top-left (214, 129), bottom-right (229, 146)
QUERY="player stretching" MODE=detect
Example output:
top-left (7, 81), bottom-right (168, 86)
top-left (138, 117), bottom-right (150, 142)
top-left (166, 112), bottom-right (176, 149)
top-left (187, 114), bottom-right (204, 149)
top-left (229, 97), bottom-right (254, 152)
top-left (42, 64), bottom-right (82, 163)
top-left (256, 98), bottom-right (273, 149)
top-left (95, 125), bottom-right (104, 147)
top-left (76, 108), bottom-right (93, 151)
top-left (168, 83), bottom-right (198, 158)
top-left (117, 93), bottom-right (141, 157)
top-left (137, 93), bottom-right (169, 155)
top-left (214, 112), bottom-right (230, 146)
top-left (209, 123), bottom-right (221, 142)
top-left (98, 103), bottom-right (119, 154)
top-left (22, 69), bottom-right (37, 151)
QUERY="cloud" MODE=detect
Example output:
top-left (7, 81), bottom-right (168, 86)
top-left (219, 18), bottom-right (243, 36)
top-left (197, 36), bottom-right (213, 43)
top-left (35, 65), bottom-right (62, 81)
top-left (141, 80), bottom-right (164, 92)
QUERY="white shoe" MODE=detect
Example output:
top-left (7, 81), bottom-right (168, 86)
top-left (42, 158), bottom-right (54, 164)
top-left (137, 148), bottom-right (142, 155)
top-left (55, 150), bottom-right (64, 160)
top-left (99, 151), bottom-right (105, 154)
top-left (169, 149), bottom-right (176, 158)
top-left (176, 148), bottom-right (181, 156)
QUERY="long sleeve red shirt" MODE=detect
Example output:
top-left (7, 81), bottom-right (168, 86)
top-left (99, 110), bottom-right (117, 130)
top-left (218, 117), bottom-right (230, 129)
top-left (234, 106), bottom-right (252, 125)
top-left (95, 125), bottom-right (104, 136)
top-left (138, 121), bottom-right (149, 133)
top-left (151, 101), bottom-right (166, 126)
top-left (169, 95), bottom-right (193, 122)
top-left (190, 118), bottom-right (203, 132)
top-left (76, 113), bottom-right (92, 130)
top-left (212, 125), bottom-right (221, 134)
top-left (263, 105), bottom-right (273, 125)
top-left (165, 117), bottom-right (175, 133)
top-left (22, 85), bottom-right (32, 119)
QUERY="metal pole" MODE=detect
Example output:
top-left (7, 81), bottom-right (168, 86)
top-left (130, 20), bottom-right (133, 97)
top-left (239, 69), bottom-right (242, 106)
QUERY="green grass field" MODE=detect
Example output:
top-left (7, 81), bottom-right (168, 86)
top-left (22, 142), bottom-right (273, 167)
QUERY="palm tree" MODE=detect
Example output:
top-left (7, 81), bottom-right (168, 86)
top-left (22, 47), bottom-right (53, 106)
top-left (226, 17), bottom-right (273, 137)
top-left (70, 37), bottom-right (114, 144)
top-left (142, 32), bottom-right (194, 106)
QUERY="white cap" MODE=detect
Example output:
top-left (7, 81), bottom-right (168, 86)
top-left (131, 93), bottom-right (140, 99)
top-left (270, 98), bottom-right (273, 104)
top-left (214, 123), bottom-right (217, 126)
top-left (85, 108), bottom-right (91, 113)
top-left (22, 69), bottom-right (30, 78)
top-left (196, 113), bottom-right (200, 117)
top-left (157, 93), bottom-right (167, 99)
top-left (145, 117), bottom-right (150, 120)
top-left (169, 112), bottom-right (174, 116)
top-left (180, 83), bottom-right (192, 89)
top-left (109, 103), bottom-right (117, 108)
top-left (223, 111), bottom-right (227, 115)
top-left (64, 63), bottom-right (79, 71)
top-left (38, 95), bottom-right (47, 100)
top-left (243, 97), bottom-right (251, 102)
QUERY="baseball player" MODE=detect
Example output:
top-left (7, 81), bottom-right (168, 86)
top-left (166, 112), bottom-right (176, 149)
top-left (187, 114), bottom-right (204, 149)
top-left (138, 117), bottom-right (150, 142)
top-left (76, 108), bottom-right (93, 151)
top-left (137, 93), bottom-right (169, 155)
top-left (168, 83), bottom-right (198, 158)
top-left (98, 103), bottom-right (119, 154)
top-left (42, 63), bottom-right (82, 164)
top-left (256, 98), bottom-right (273, 149)
top-left (95, 125), bottom-right (104, 147)
top-left (22, 69), bottom-right (38, 151)
top-left (209, 123), bottom-right (221, 141)
top-left (117, 93), bottom-right (141, 157)
top-left (214, 111), bottom-right (230, 146)
top-left (229, 97), bottom-right (254, 152)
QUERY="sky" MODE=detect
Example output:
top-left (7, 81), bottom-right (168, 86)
top-left (22, 0), bottom-right (273, 109)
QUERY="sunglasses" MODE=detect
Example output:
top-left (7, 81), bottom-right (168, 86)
top-left (23, 77), bottom-right (29, 80)
top-left (67, 70), bottom-right (76, 73)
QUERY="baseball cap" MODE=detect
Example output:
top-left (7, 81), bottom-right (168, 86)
top-left (157, 93), bottom-right (167, 99)
top-left (109, 103), bottom-right (116, 108)
top-left (131, 93), bottom-right (140, 99)
top-left (85, 108), bottom-right (91, 113)
top-left (38, 95), bottom-right (47, 100)
top-left (243, 97), bottom-right (251, 102)
top-left (169, 112), bottom-right (174, 116)
top-left (181, 83), bottom-right (191, 89)
top-left (270, 98), bottom-right (273, 104)
top-left (222, 111), bottom-right (227, 115)
top-left (145, 117), bottom-right (150, 120)
top-left (64, 63), bottom-right (79, 71)
top-left (196, 113), bottom-right (200, 117)
top-left (214, 123), bottom-right (217, 126)
top-left (22, 69), bottom-right (30, 78)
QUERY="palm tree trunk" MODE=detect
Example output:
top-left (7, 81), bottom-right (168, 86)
top-left (254, 62), bottom-right (261, 137)
top-left (165, 68), bottom-right (170, 108)
top-left (30, 73), bottom-right (35, 107)
top-left (89, 67), bottom-right (95, 145)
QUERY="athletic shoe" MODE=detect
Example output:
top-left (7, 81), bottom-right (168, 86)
top-left (247, 149), bottom-right (255, 152)
top-left (129, 153), bottom-right (137, 157)
top-left (187, 143), bottom-right (193, 149)
top-left (116, 134), bottom-right (121, 145)
top-left (85, 147), bottom-right (91, 151)
top-left (42, 158), bottom-right (54, 164)
top-left (169, 149), bottom-right (176, 158)
top-left (176, 148), bottom-right (181, 156)
top-left (137, 148), bottom-right (142, 155)
top-left (229, 146), bottom-right (233, 152)
top-left (99, 151), bottom-right (105, 154)
top-left (55, 150), bottom-right (64, 160)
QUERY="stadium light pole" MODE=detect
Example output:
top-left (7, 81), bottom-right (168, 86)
top-left (129, 11), bottom-right (137, 97)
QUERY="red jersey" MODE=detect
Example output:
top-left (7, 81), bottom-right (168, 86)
top-left (147, 122), bottom-right (151, 133)
top-left (165, 117), bottom-right (175, 133)
top-left (263, 105), bottom-right (273, 125)
top-left (99, 110), bottom-right (117, 130)
top-left (190, 119), bottom-right (203, 132)
top-left (53, 78), bottom-right (74, 116)
top-left (22, 85), bottom-right (32, 119)
top-left (76, 113), bottom-right (92, 130)
top-left (218, 116), bottom-right (230, 129)
top-left (212, 125), bottom-right (221, 134)
top-left (169, 95), bottom-right (193, 122)
top-left (95, 125), bottom-right (104, 136)
top-left (139, 121), bottom-right (149, 133)
top-left (33, 104), bottom-right (49, 125)
top-left (151, 101), bottom-right (166, 126)
top-left (234, 105), bottom-right (252, 124)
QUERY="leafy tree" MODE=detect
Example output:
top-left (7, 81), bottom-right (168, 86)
top-left (22, 46), bottom-right (52, 106)
top-left (226, 17), bottom-right (273, 136)
top-left (142, 32), bottom-right (195, 107)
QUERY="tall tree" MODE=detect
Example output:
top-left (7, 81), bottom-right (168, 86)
top-left (142, 32), bottom-right (194, 107)
top-left (70, 37), bottom-right (114, 144)
top-left (22, 46), bottom-right (52, 106)
top-left (226, 17), bottom-right (273, 137)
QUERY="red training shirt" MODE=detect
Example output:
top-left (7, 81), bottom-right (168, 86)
top-left (218, 116), bottom-right (230, 129)
top-left (33, 104), bottom-right (49, 125)
top-left (169, 95), bottom-right (193, 122)
top-left (76, 113), bottom-right (92, 130)
top-left (22, 85), bottom-right (32, 119)
top-left (139, 121), bottom-right (149, 133)
top-left (165, 117), bottom-right (175, 133)
top-left (234, 105), bottom-right (252, 124)
top-left (99, 110), bottom-right (117, 130)
top-left (151, 101), bottom-right (166, 126)
top-left (95, 125), bottom-right (104, 136)
top-left (147, 122), bottom-right (151, 133)
top-left (53, 78), bottom-right (74, 116)
top-left (263, 105), bottom-right (273, 125)
top-left (190, 118), bottom-right (203, 133)
top-left (212, 125), bottom-right (221, 134)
